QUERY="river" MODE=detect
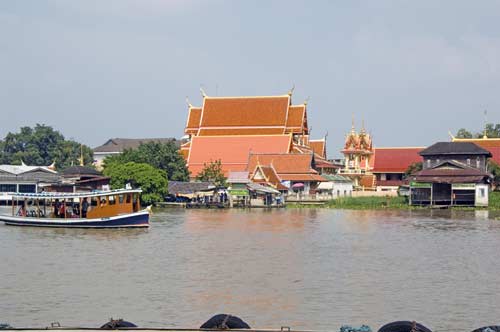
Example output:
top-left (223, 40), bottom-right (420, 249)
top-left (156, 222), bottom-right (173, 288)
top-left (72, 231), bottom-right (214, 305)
top-left (1, 207), bottom-right (500, 332)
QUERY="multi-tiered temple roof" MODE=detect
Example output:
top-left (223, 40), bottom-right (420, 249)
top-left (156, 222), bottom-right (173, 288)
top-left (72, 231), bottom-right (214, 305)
top-left (181, 92), bottom-right (332, 184)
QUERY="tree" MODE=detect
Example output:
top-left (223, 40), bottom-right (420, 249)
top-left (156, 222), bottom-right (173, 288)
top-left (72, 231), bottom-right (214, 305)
top-left (104, 141), bottom-right (189, 181)
top-left (405, 162), bottom-right (423, 176)
top-left (103, 162), bottom-right (168, 205)
top-left (488, 160), bottom-right (500, 189)
top-left (196, 159), bottom-right (226, 187)
top-left (456, 128), bottom-right (473, 139)
top-left (0, 124), bottom-right (93, 168)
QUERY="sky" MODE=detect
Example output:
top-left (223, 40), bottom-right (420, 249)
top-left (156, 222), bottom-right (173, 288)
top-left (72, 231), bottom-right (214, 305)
top-left (1, 0), bottom-right (500, 158)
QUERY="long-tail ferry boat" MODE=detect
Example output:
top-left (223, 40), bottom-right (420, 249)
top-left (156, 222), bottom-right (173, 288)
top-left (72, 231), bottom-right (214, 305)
top-left (0, 188), bottom-right (150, 228)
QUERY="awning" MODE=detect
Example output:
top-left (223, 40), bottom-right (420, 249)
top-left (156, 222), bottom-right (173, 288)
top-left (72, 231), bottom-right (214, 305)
top-left (247, 182), bottom-right (280, 194)
top-left (292, 183), bottom-right (304, 189)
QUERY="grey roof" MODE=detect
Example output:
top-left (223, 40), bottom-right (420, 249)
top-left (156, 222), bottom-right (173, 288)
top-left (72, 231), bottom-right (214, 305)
top-left (321, 174), bottom-right (353, 183)
top-left (61, 166), bottom-right (102, 177)
top-left (168, 181), bottom-right (215, 195)
top-left (419, 142), bottom-right (492, 157)
top-left (93, 138), bottom-right (179, 153)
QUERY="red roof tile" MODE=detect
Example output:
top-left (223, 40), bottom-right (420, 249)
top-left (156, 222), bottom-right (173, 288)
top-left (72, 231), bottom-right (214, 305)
top-left (247, 153), bottom-right (316, 175)
top-left (185, 107), bottom-right (202, 134)
top-left (187, 135), bottom-right (292, 176)
top-left (199, 96), bottom-right (290, 128)
top-left (371, 147), bottom-right (424, 173)
top-left (453, 138), bottom-right (500, 164)
top-left (309, 139), bottom-right (326, 159)
top-left (285, 105), bottom-right (305, 133)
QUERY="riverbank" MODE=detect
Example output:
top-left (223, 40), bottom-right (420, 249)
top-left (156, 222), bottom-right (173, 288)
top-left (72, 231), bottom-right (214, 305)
top-left (288, 192), bottom-right (500, 210)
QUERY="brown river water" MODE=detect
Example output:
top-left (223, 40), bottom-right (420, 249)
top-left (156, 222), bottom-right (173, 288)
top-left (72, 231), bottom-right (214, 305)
top-left (1, 207), bottom-right (500, 331)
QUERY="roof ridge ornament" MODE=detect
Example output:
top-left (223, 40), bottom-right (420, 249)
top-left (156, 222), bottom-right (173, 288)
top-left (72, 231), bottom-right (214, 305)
top-left (287, 84), bottom-right (295, 96)
top-left (186, 96), bottom-right (193, 108)
top-left (200, 87), bottom-right (207, 98)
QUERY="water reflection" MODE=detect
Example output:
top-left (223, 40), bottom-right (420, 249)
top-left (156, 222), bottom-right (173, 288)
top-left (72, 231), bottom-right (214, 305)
top-left (1, 207), bottom-right (500, 331)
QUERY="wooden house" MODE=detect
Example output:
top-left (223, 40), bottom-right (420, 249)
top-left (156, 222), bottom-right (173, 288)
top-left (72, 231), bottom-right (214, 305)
top-left (409, 142), bottom-right (492, 207)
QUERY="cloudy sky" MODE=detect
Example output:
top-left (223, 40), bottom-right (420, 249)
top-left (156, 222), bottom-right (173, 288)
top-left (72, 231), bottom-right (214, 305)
top-left (1, 0), bottom-right (500, 157)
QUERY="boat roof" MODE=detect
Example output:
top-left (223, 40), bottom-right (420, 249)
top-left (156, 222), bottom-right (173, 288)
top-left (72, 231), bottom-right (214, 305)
top-left (11, 188), bottom-right (142, 200)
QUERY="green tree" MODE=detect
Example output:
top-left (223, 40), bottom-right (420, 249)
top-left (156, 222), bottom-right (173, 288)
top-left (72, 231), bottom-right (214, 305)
top-left (0, 124), bottom-right (93, 168)
top-left (104, 141), bottom-right (189, 181)
top-left (103, 162), bottom-right (168, 205)
top-left (196, 159), bottom-right (226, 187)
top-left (405, 162), bottom-right (423, 176)
top-left (456, 128), bottom-right (473, 139)
top-left (488, 160), bottom-right (500, 189)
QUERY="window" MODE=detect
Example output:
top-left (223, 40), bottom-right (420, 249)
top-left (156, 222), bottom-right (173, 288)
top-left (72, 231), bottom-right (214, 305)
top-left (467, 158), bottom-right (471, 166)
top-left (436, 159), bottom-right (440, 164)
top-left (479, 188), bottom-right (485, 198)
top-left (427, 159), bottom-right (431, 168)
top-left (119, 195), bottom-right (124, 204)
top-left (0, 184), bottom-right (16, 192)
top-left (109, 195), bottom-right (116, 205)
top-left (476, 157), bottom-right (480, 168)
top-left (18, 184), bottom-right (36, 193)
top-left (126, 194), bottom-right (131, 203)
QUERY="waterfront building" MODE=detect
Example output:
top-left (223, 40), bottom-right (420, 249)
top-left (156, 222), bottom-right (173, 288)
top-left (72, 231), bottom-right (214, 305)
top-left (370, 147), bottom-right (424, 191)
top-left (409, 142), bottom-right (492, 207)
top-left (46, 165), bottom-right (110, 193)
top-left (316, 174), bottom-right (353, 199)
top-left (181, 91), bottom-right (335, 194)
top-left (247, 153), bottom-right (325, 195)
top-left (0, 162), bottom-right (59, 202)
top-left (339, 122), bottom-right (424, 191)
top-left (451, 135), bottom-right (500, 165)
top-left (93, 138), bottom-right (179, 170)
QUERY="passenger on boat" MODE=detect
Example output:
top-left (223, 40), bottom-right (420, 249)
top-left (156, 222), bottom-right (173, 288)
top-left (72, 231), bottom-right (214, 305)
top-left (58, 200), bottom-right (66, 218)
top-left (17, 201), bottom-right (27, 217)
top-left (82, 198), bottom-right (89, 218)
top-left (54, 199), bottom-right (61, 217)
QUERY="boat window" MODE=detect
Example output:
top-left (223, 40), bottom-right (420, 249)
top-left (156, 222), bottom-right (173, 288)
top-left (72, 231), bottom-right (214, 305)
top-left (133, 194), bottom-right (138, 204)
top-left (100, 197), bottom-right (107, 206)
top-left (118, 195), bottom-right (124, 204)
top-left (126, 194), bottom-right (132, 203)
top-left (91, 196), bottom-right (98, 206)
top-left (109, 195), bottom-right (116, 205)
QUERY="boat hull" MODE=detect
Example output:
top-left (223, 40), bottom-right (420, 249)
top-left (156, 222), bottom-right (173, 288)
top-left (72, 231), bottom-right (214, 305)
top-left (0, 210), bottom-right (150, 228)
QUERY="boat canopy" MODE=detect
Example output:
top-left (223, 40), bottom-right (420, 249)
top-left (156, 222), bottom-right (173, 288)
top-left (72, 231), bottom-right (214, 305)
top-left (11, 188), bottom-right (142, 200)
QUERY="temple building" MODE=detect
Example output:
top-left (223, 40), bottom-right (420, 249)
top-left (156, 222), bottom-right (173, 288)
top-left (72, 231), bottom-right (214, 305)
top-left (339, 122), bottom-right (423, 191)
top-left (181, 90), bottom-right (334, 193)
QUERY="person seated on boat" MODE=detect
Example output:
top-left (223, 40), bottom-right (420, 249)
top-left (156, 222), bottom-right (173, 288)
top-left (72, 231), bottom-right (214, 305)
top-left (17, 201), bottom-right (27, 217)
top-left (82, 197), bottom-right (89, 218)
top-left (54, 199), bottom-right (61, 218)
top-left (58, 201), bottom-right (66, 218)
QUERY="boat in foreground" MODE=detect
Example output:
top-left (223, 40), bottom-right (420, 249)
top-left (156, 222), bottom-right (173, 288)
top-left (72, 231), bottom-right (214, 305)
top-left (0, 189), bottom-right (150, 228)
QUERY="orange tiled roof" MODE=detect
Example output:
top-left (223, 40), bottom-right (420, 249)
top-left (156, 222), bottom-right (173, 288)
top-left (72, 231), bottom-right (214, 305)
top-left (199, 95), bottom-right (290, 128)
top-left (279, 174), bottom-right (326, 181)
top-left (285, 105), bottom-right (305, 133)
top-left (198, 128), bottom-right (286, 136)
top-left (309, 139), bottom-right (326, 159)
top-left (247, 153), bottom-right (317, 176)
top-left (187, 135), bottom-right (293, 176)
top-left (185, 107), bottom-right (202, 134)
top-left (251, 165), bottom-right (289, 190)
top-left (370, 147), bottom-right (424, 173)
